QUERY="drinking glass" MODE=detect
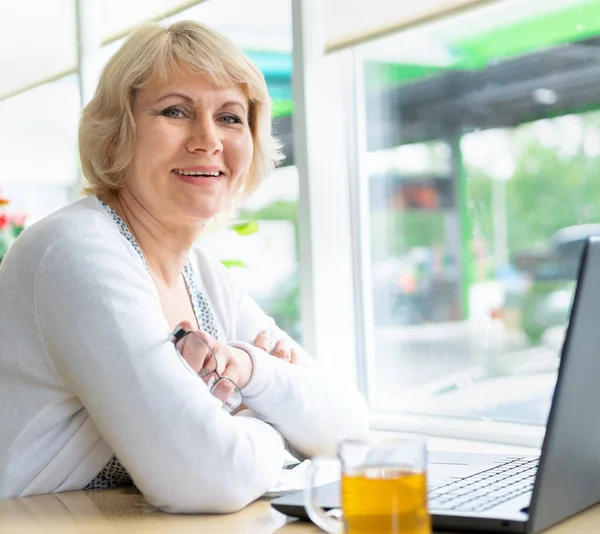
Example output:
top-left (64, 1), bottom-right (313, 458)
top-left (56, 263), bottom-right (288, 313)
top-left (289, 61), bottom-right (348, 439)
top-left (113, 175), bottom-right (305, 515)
top-left (304, 434), bottom-right (431, 534)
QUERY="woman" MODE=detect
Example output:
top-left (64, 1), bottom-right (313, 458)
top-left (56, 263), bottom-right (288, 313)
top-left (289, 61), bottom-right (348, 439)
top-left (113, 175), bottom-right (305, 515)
top-left (0, 21), bottom-right (369, 513)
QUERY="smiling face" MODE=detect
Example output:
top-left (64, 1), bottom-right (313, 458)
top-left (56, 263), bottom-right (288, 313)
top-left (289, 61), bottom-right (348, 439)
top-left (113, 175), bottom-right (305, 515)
top-left (126, 65), bottom-right (254, 227)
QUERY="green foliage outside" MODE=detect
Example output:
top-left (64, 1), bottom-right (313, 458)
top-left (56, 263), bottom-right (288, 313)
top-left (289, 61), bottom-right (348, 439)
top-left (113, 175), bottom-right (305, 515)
top-left (240, 200), bottom-right (298, 226)
top-left (238, 200), bottom-right (302, 341)
top-left (370, 110), bottom-right (600, 282)
top-left (467, 111), bottom-right (600, 272)
top-left (219, 220), bottom-right (261, 269)
top-left (369, 211), bottom-right (446, 262)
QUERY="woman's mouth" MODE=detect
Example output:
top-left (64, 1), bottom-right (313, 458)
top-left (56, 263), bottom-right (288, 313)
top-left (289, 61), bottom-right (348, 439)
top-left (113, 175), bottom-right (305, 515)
top-left (172, 169), bottom-right (223, 177)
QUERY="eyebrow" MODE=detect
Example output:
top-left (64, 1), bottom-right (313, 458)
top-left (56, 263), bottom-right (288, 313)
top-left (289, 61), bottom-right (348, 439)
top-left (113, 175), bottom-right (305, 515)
top-left (221, 100), bottom-right (248, 114)
top-left (156, 92), bottom-right (193, 104)
top-left (155, 93), bottom-right (248, 114)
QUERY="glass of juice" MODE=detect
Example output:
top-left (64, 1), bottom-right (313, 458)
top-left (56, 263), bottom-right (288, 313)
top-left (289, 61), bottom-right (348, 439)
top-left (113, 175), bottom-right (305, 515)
top-left (304, 434), bottom-right (430, 534)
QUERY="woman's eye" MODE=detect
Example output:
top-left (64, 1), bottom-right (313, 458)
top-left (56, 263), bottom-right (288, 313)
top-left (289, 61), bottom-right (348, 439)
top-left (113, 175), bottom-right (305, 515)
top-left (219, 114), bottom-right (242, 125)
top-left (161, 107), bottom-right (184, 118)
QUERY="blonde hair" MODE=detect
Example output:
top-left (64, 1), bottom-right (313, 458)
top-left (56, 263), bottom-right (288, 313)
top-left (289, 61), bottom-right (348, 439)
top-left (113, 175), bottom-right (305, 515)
top-left (79, 20), bottom-right (283, 201)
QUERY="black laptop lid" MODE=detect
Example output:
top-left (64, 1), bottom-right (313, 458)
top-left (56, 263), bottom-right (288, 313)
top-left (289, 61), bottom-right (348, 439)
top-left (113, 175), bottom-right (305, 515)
top-left (528, 237), bottom-right (600, 532)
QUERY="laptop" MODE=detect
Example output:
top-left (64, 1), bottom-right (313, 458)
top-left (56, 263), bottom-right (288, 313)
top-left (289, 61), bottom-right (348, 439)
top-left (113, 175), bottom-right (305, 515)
top-left (272, 236), bottom-right (600, 533)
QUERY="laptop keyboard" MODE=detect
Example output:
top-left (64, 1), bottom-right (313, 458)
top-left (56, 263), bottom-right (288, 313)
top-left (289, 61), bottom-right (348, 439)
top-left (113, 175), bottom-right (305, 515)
top-left (428, 457), bottom-right (539, 513)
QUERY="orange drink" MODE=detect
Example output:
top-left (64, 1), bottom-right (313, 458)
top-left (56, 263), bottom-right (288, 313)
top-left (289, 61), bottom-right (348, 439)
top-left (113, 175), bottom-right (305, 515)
top-left (342, 467), bottom-right (430, 534)
top-left (305, 434), bottom-right (430, 534)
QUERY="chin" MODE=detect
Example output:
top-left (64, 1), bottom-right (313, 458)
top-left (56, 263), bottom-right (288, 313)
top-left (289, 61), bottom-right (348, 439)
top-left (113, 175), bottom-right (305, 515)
top-left (174, 196), bottom-right (229, 224)
top-left (183, 208), bottom-right (222, 224)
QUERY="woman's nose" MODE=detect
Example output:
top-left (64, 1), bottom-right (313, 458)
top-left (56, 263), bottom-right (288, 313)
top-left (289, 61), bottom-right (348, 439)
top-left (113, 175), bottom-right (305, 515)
top-left (186, 118), bottom-right (223, 154)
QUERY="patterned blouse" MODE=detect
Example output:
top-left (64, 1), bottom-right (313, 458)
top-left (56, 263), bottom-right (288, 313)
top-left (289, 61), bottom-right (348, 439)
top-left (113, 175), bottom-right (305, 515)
top-left (84, 200), bottom-right (220, 490)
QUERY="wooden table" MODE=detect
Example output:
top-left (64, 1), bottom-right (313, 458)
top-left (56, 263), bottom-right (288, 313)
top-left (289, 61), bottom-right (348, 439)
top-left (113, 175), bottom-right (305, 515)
top-left (1, 487), bottom-right (600, 533)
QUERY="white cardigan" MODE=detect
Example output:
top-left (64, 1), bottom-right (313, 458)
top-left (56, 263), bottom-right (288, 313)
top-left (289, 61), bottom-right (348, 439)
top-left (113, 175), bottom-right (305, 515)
top-left (0, 196), bottom-right (369, 513)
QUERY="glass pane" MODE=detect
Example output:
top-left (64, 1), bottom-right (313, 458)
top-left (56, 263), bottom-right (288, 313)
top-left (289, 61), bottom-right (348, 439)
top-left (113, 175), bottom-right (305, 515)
top-left (165, 0), bottom-right (292, 51)
top-left (324, 0), bottom-right (486, 52)
top-left (355, 0), bottom-right (599, 430)
top-left (98, 0), bottom-right (199, 41)
top-left (197, 166), bottom-right (301, 342)
top-left (0, 75), bottom-right (80, 224)
top-left (99, 0), bottom-right (292, 51)
top-left (0, 0), bottom-right (77, 98)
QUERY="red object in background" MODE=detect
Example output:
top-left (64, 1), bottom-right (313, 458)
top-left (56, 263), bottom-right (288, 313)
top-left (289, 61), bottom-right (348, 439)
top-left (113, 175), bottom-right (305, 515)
top-left (403, 184), bottom-right (440, 209)
top-left (8, 212), bottom-right (28, 228)
top-left (490, 308), bottom-right (504, 320)
top-left (0, 191), bottom-right (28, 235)
top-left (391, 184), bottom-right (440, 210)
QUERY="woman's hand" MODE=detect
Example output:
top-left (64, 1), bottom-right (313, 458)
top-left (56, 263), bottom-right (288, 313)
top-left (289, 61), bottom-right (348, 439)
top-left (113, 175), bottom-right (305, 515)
top-left (253, 330), bottom-right (298, 364)
top-left (175, 321), bottom-right (253, 389)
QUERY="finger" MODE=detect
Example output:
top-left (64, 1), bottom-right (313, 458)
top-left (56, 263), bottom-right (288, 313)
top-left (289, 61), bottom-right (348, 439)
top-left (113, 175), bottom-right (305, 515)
top-left (209, 339), bottom-right (231, 376)
top-left (175, 331), bottom-right (213, 374)
top-left (214, 357), bottom-right (240, 407)
top-left (219, 363), bottom-right (240, 390)
top-left (199, 338), bottom-right (225, 389)
top-left (290, 347), bottom-right (298, 365)
top-left (253, 330), bottom-right (269, 352)
top-left (194, 329), bottom-right (216, 351)
top-left (174, 320), bottom-right (195, 333)
top-left (212, 375), bottom-right (237, 405)
top-left (194, 330), bottom-right (220, 370)
top-left (272, 339), bottom-right (292, 362)
top-left (175, 330), bottom-right (216, 376)
top-left (170, 320), bottom-right (195, 345)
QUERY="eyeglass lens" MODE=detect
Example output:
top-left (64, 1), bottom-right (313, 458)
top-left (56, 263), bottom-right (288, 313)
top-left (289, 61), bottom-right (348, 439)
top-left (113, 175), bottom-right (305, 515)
top-left (171, 328), bottom-right (243, 412)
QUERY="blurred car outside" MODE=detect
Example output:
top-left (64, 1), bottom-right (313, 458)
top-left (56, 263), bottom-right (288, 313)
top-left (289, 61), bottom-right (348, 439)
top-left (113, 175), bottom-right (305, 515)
top-left (507, 224), bottom-right (600, 344)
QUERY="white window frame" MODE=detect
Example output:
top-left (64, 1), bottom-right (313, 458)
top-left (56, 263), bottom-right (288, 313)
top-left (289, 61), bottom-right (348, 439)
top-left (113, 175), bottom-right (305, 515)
top-left (291, 0), bottom-right (359, 388)
top-left (291, 0), bottom-right (548, 451)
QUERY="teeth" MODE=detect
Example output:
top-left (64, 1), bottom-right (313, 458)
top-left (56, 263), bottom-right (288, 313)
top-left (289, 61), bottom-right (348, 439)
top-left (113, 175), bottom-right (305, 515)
top-left (174, 169), bottom-right (220, 177)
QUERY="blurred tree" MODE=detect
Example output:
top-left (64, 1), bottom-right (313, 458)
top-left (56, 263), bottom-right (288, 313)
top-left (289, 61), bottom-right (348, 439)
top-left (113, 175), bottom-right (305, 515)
top-left (239, 200), bottom-right (302, 341)
top-left (466, 111), bottom-right (600, 268)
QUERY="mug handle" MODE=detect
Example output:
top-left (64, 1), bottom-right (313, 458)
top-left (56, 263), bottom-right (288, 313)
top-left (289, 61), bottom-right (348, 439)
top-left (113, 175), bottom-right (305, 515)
top-left (303, 456), bottom-right (343, 534)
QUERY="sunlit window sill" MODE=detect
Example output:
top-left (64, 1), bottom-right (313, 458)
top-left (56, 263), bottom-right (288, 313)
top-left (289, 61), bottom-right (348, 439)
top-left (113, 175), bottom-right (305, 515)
top-left (370, 412), bottom-right (543, 455)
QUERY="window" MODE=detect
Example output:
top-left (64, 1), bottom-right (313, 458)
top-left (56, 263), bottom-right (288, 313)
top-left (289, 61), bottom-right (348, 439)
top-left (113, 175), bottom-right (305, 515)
top-left (0, 74), bottom-right (80, 223)
top-left (349, 0), bottom-right (600, 444)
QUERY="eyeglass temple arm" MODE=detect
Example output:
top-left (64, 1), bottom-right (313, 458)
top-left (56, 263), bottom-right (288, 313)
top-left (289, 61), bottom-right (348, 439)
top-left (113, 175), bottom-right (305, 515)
top-left (170, 326), bottom-right (189, 343)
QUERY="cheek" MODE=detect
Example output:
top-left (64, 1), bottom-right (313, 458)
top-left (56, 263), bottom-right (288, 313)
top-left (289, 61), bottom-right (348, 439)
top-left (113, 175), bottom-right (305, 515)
top-left (133, 121), bottom-right (177, 163)
top-left (137, 129), bottom-right (171, 156)
top-left (128, 128), bottom-right (174, 191)
top-left (229, 133), bottom-right (254, 172)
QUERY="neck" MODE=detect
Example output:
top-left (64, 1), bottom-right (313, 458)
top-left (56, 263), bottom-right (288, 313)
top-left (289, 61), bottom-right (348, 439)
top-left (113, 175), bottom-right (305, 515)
top-left (101, 188), bottom-right (200, 288)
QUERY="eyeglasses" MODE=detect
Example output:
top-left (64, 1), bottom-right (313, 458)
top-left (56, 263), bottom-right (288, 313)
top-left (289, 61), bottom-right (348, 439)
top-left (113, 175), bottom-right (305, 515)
top-left (170, 327), bottom-right (243, 414)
